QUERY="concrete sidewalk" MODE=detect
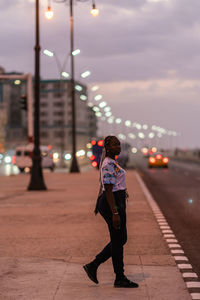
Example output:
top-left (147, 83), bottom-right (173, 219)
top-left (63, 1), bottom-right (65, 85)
top-left (0, 168), bottom-right (191, 300)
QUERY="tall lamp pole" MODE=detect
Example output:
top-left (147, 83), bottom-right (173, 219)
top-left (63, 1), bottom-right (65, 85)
top-left (69, 0), bottom-right (79, 173)
top-left (28, 0), bottom-right (47, 190)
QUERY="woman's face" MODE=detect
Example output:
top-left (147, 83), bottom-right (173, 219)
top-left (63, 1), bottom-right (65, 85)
top-left (107, 137), bottom-right (121, 156)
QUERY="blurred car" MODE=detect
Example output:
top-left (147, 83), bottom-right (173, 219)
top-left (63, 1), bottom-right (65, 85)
top-left (148, 152), bottom-right (169, 168)
top-left (13, 145), bottom-right (55, 173)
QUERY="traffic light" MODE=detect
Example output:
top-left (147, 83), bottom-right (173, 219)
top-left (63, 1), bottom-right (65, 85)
top-left (20, 94), bottom-right (27, 110)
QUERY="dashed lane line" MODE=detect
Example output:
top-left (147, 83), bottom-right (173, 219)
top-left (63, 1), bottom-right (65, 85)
top-left (134, 170), bottom-right (200, 300)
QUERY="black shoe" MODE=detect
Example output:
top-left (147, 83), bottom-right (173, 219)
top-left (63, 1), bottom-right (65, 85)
top-left (114, 275), bottom-right (139, 288)
top-left (83, 262), bottom-right (99, 284)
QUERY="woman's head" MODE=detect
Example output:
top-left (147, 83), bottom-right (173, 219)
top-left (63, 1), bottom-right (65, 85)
top-left (104, 135), bottom-right (121, 158)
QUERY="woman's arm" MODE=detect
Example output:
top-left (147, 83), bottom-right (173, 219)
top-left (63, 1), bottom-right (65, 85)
top-left (105, 184), bottom-right (121, 230)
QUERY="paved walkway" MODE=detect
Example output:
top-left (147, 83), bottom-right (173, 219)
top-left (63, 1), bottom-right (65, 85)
top-left (0, 168), bottom-right (191, 299)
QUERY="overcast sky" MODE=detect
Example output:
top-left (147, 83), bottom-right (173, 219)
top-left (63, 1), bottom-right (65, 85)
top-left (0, 0), bottom-right (200, 148)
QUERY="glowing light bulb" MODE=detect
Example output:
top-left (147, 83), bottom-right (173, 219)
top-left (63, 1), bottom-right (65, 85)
top-left (45, 6), bottom-right (54, 20)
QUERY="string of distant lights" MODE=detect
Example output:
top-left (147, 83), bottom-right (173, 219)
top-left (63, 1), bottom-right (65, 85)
top-left (87, 85), bottom-right (180, 144)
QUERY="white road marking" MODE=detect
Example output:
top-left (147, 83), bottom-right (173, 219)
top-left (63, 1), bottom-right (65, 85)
top-left (168, 244), bottom-right (181, 248)
top-left (171, 249), bottom-right (184, 254)
top-left (162, 229), bottom-right (173, 233)
top-left (178, 264), bottom-right (192, 269)
top-left (164, 234), bottom-right (175, 238)
top-left (191, 293), bottom-right (200, 300)
top-left (183, 273), bottom-right (198, 278)
top-left (166, 239), bottom-right (178, 243)
top-left (160, 225), bottom-right (170, 229)
top-left (186, 282), bottom-right (200, 288)
top-left (174, 256), bottom-right (188, 261)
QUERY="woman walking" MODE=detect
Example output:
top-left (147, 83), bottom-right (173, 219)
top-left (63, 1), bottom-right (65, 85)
top-left (83, 135), bottom-right (139, 288)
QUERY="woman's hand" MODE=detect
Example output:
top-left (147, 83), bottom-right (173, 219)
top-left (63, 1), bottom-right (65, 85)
top-left (112, 214), bottom-right (121, 230)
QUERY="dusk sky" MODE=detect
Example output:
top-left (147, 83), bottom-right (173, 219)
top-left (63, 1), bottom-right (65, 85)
top-left (0, 0), bottom-right (200, 148)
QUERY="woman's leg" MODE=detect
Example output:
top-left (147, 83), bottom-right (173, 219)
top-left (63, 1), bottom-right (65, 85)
top-left (94, 204), bottom-right (127, 277)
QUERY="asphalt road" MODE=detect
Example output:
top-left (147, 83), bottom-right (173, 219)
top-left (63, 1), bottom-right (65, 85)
top-left (133, 155), bottom-right (200, 279)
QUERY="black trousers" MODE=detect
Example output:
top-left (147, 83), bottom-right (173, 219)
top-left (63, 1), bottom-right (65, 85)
top-left (95, 190), bottom-right (127, 276)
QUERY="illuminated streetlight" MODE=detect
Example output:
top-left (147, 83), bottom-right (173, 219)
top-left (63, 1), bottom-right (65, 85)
top-left (92, 106), bottom-right (100, 112)
top-left (43, 49), bottom-right (54, 57)
top-left (105, 111), bottom-right (112, 117)
top-left (104, 106), bottom-right (111, 112)
top-left (80, 94), bottom-right (87, 101)
top-left (45, 5), bottom-right (54, 20)
top-left (75, 84), bottom-right (83, 91)
top-left (90, 1), bottom-right (99, 17)
top-left (91, 85), bottom-right (99, 91)
top-left (125, 120), bottom-right (131, 127)
top-left (99, 101), bottom-right (107, 108)
top-left (81, 70), bottom-right (91, 78)
top-left (115, 118), bottom-right (122, 124)
top-left (61, 71), bottom-right (70, 78)
top-left (94, 94), bottom-right (102, 101)
top-left (72, 49), bottom-right (80, 56)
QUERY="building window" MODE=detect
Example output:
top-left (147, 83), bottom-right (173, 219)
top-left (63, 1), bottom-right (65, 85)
top-left (53, 92), bottom-right (63, 98)
top-left (41, 121), bottom-right (48, 126)
top-left (41, 102), bottom-right (48, 107)
top-left (54, 131), bottom-right (65, 138)
top-left (54, 120), bottom-right (63, 126)
top-left (41, 131), bottom-right (48, 138)
top-left (53, 83), bottom-right (61, 89)
top-left (41, 83), bottom-right (47, 89)
top-left (41, 93), bottom-right (48, 98)
top-left (41, 111), bottom-right (48, 117)
top-left (53, 102), bottom-right (64, 107)
top-left (53, 111), bottom-right (64, 116)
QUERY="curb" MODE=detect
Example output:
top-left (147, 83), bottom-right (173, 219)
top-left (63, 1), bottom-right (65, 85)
top-left (134, 170), bottom-right (200, 300)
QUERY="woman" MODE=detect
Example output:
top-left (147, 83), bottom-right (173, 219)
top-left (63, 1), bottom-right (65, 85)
top-left (83, 135), bottom-right (139, 288)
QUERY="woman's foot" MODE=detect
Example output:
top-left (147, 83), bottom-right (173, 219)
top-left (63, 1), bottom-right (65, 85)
top-left (114, 275), bottom-right (139, 288)
top-left (83, 262), bottom-right (99, 284)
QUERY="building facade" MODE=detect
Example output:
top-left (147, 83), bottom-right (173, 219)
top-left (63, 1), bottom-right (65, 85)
top-left (39, 79), bottom-right (97, 156)
top-left (0, 67), bottom-right (97, 157)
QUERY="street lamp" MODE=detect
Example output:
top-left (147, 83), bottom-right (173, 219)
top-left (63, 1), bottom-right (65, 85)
top-left (28, 0), bottom-right (47, 190)
top-left (46, 0), bottom-right (98, 173)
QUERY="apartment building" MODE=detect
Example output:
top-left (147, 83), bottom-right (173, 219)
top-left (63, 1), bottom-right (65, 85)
top-left (0, 67), bottom-right (97, 155)
top-left (39, 79), bottom-right (97, 154)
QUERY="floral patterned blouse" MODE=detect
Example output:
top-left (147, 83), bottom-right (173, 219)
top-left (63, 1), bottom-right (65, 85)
top-left (101, 157), bottom-right (126, 192)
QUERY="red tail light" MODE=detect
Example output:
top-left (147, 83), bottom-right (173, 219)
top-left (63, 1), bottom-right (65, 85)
top-left (92, 161), bottom-right (98, 167)
top-left (90, 155), bottom-right (95, 161)
top-left (149, 157), bottom-right (156, 163)
top-left (91, 140), bottom-right (96, 146)
top-left (97, 140), bottom-right (104, 147)
top-left (12, 155), bottom-right (16, 165)
top-left (163, 157), bottom-right (169, 163)
top-left (156, 154), bottom-right (162, 160)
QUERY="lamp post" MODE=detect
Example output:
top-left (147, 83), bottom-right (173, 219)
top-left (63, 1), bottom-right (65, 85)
top-left (28, 0), bottom-right (47, 190)
top-left (46, 0), bottom-right (98, 173)
top-left (69, 0), bottom-right (80, 172)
